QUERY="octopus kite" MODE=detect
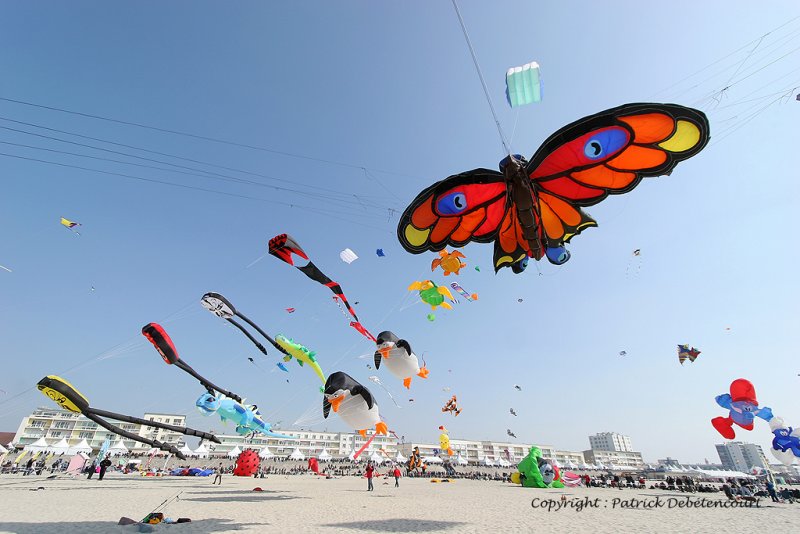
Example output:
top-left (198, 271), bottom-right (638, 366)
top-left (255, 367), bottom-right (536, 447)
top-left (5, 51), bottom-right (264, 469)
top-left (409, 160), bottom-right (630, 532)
top-left (397, 103), bottom-right (710, 272)
top-left (37, 375), bottom-right (220, 459)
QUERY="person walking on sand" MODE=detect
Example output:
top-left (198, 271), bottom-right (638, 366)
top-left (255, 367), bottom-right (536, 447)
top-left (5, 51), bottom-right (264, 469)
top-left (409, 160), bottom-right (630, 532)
top-left (393, 466), bottom-right (401, 487)
top-left (365, 461), bottom-right (375, 491)
top-left (98, 457), bottom-right (112, 480)
top-left (213, 463), bottom-right (223, 485)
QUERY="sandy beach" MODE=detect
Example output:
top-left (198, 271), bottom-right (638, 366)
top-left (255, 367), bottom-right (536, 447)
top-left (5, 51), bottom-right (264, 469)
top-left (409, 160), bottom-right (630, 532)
top-left (0, 473), bottom-right (796, 534)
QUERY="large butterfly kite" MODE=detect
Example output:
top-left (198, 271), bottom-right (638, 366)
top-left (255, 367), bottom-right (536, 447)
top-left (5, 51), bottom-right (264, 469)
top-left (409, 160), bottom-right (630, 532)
top-left (397, 103), bottom-right (710, 272)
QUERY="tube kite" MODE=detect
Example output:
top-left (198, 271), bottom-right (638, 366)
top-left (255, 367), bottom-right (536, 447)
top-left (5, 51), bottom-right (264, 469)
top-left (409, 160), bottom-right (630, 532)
top-left (201, 292), bottom-right (288, 357)
top-left (142, 323), bottom-right (290, 438)
top-left (450, 282), bottom-right (478, 302)
top-left (268, 234), bottom-right (375, 342)
top-left (397, 103), bottom-right (710, 272)
top-left (37, 375), bottom-right (220, 459)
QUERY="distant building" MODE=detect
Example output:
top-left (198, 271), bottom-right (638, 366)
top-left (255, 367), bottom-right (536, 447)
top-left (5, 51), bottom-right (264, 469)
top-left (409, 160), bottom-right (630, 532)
top-left (398, 439), bottom-right (585, 467)
top-left (589, 432), bottom-right (633, 452)
top-left (715, 442), bottom-right (769, 472)
top-left (12, 407), bottom-right (186, 452)
top-left (658, 457), bottom-right (681, 467)
top-left (209, 430), bottom-right (397, 458)
top-left (583, 449), bottom-right (645, 469)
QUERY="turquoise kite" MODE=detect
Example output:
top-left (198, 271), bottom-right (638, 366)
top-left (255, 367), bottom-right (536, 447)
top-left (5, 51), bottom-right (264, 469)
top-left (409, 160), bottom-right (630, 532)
top-left (506, 61), bottom-right (542, 108)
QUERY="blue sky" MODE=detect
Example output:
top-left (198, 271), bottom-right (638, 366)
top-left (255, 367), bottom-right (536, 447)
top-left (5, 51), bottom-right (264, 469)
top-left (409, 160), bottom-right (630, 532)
top-left (1, 1), bottom-right (798, 463)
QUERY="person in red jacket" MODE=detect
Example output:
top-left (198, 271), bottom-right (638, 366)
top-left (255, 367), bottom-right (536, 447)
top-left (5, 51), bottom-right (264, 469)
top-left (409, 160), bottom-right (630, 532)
top-left (365, 462), bottom-right (374, 491)
top-left (393, 466), bottom-right (401, 487)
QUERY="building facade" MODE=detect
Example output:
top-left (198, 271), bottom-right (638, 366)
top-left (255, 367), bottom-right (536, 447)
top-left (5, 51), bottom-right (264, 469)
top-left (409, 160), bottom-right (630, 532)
top-left (583, 449), bottom-right (645, 469)
top-left (208, 430), bottom-right (398, 458)
top-left (12, 407), bottom-right (186, 452)
top-left (397, 439), bottom-right (585, 466)
top-left (715, 442), bottom-right (769, 472)
top-left (588, 432), bottom-right (633, 452)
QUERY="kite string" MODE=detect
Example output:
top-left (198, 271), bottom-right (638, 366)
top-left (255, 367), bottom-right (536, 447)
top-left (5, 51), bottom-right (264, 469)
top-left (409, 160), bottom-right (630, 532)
top-left (450, 0), bottom-right (512, 157)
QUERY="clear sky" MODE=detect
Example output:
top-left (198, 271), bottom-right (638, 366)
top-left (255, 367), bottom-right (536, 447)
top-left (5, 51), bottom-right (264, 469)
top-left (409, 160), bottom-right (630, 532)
top-left (0, 1), bottom-right (798, 464)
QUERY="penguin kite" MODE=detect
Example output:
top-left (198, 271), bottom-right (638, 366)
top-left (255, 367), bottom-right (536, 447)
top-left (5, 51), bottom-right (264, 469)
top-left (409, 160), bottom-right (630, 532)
top-left (323, 372), bottom-right (388, 437)
top-left (374, 331), bottom-right (429, 389)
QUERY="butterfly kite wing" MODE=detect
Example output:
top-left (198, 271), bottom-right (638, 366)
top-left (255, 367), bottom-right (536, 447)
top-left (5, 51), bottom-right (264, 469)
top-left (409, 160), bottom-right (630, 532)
top-left (397, 169), bottom-right (510, 254)
top-left (525, 103), bottom-right (710, 248)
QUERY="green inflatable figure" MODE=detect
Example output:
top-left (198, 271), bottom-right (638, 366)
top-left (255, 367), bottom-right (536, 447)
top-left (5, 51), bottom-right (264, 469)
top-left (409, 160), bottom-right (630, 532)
top-left (510, 446), bottom-right (565, 488)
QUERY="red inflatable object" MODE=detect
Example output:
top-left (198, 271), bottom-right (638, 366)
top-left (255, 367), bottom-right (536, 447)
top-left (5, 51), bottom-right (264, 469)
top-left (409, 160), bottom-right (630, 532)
top-left (233, 449), bottom-right (260, 477)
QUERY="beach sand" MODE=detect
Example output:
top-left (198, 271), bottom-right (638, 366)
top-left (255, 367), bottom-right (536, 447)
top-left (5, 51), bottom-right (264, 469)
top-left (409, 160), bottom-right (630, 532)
top-left (0, 473), bottom-right (797, 533)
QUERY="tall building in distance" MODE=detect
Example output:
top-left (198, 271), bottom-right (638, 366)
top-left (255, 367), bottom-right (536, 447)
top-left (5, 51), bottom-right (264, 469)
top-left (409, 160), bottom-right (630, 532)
top-left (589, 432), bottom-right (633, 452)
top-left (715, 442), bottom-right (769, 472)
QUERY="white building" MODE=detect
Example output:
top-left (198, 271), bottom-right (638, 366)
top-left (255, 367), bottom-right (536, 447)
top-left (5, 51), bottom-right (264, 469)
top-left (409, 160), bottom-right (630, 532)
top-left (583, 449), bottom-right (645, 469)
top-left (589, 432), bottom-right (633, 452)
top-left (207, 430), bottom-right (397, 458)
top-left (397, 439), bottom-right (583, 466)
top-left (715, 442), bottom-right (769, 472)
top-left (12, 407), bottom-right (186, 453)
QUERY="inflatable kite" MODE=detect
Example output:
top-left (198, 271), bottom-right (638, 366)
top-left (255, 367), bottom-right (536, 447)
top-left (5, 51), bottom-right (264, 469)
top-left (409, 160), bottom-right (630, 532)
top-left (510, 408), bottom-right (517, 416)
top-left (506, 61), bottom-right (542, 108)
top-left (36, 375), bottom-right (219, 459)
top-left (268, 234), bottom-right (375, 342)
top-left (678, 344), bottom-right (701, 365)
top-left (323, 372), bottom-right (387, 438)
top-left (274, 335), bottom-right (325, 386)
top-left (142, 323), bottom-right (291, 439)
top-left (374, 331), bottom-right (429, 389)
top-left (431, 249), bottom-right (467, 276)
top-left (442, 395), bottom-right (461, 416)
top-left (711, 378), bottom-right (773, 439)
top-left (507, 429), bottom-right (517, 439)
top-left (769, 417), bottom-right (800, 465)
top-left (510, 447), bottom-right (565, 488)
top-left (450, 282), bottom-right (478, 302)
top-left (233, 449), bottom-right (260, 477)
top-left (408, 280), bottom-right (454, 311)
top-left (201, 292), bottom-right (288, 357)
top-left (438, 426), bottom-right (454, 456)
top-left (376, 248), bottom-right (385, 257)
top-left (397, 103), bottom-right (710, 272)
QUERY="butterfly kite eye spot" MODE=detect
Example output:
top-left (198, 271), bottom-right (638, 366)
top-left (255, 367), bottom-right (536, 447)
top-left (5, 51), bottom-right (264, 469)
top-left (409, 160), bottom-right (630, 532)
top-left (436, 192), bottom-right (468, 215)
top-left (584, 140), bottom-right (603, 159)
top-left (582, 128), bottom-right (629, 161)
top-left (545, 246), bottom-right (570, 265)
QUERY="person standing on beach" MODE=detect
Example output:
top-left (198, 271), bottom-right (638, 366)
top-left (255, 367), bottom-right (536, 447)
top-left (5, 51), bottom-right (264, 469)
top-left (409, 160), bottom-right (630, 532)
top-left (393, 466), bottom-right (401, 487)
top-left (86, 460), bottom-right (96, 479)
top-left (98, 457), bottom-right (112, 480)
top-left (365, 461), bottom-right (374, 491)
top-left (213, 463), bottom-right (223, 485)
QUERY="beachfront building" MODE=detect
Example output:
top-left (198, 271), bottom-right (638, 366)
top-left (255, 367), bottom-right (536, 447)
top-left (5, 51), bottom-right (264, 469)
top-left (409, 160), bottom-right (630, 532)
top-left (207, 430), bottom-right (398, 458)
top-left (583, 449), bottom-right (645, 469)
top-left (657, 457), bottom-right (681, 467)
top-left (11, 407), bottom-right (187, 453)
top-left (715, 441), bottom-right (769, 472)
top-left (398, 439), bottom-right (584, 466)
top-left (588, 431), bottom-right (633, 452)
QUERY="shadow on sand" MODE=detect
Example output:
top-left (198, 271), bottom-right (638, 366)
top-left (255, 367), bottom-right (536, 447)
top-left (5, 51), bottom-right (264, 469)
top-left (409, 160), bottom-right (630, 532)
top-left (182, 494), bottom-right (301, 503)
top-left (320, 519), bottom-right (468, 532)
top-left (0, 518), bottom-right (261, 533)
